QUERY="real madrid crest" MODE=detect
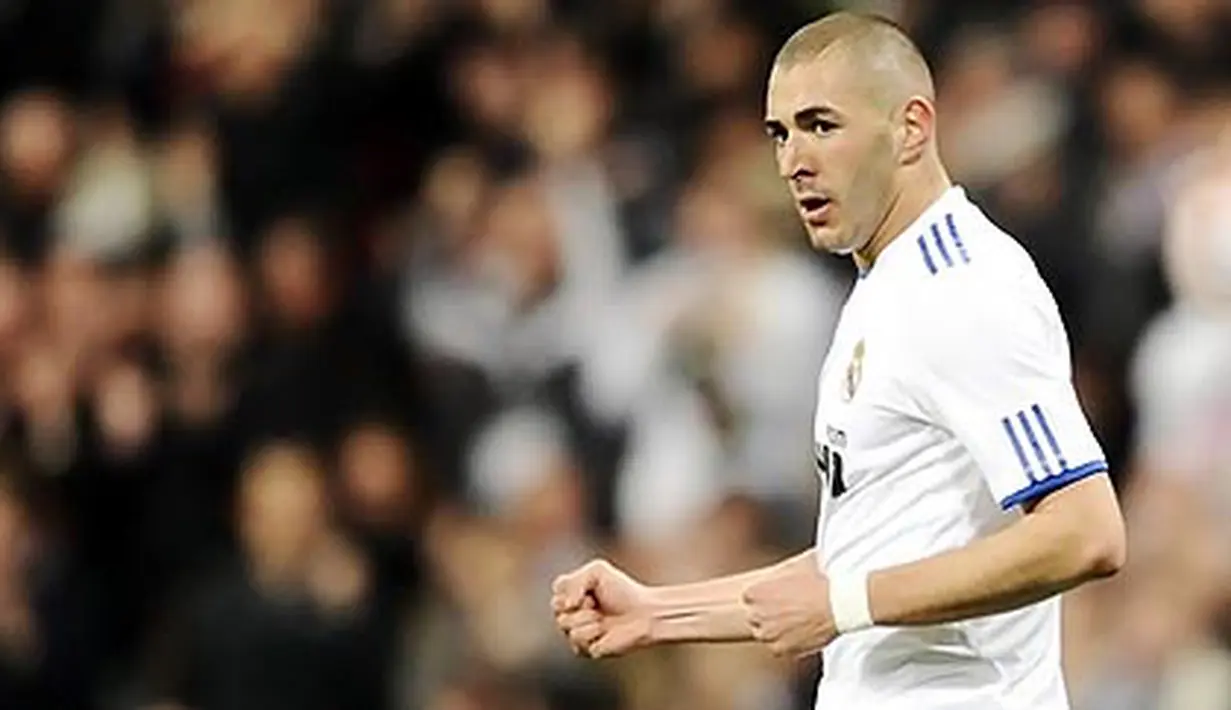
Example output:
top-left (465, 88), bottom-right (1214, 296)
top-left (843, 339), bottom-right (865, 402)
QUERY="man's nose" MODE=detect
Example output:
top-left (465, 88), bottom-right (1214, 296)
top-left (777, 136), bottom-right (817, 182)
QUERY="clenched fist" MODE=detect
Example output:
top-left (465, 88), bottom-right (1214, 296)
top-left (741, 560), bottom-right (837, 658)
top-left (550, 559), bottom-right (654, 658)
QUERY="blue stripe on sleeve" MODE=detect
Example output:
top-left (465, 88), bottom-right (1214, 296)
top-left (945, 213), bottom-right (971, 264)
top-left (930, 223), bottom-right (954, 267)
top-left (999, 460), bottom-right (1108, 510)
top-left (1016, 410), bottom-right (1053, 477)
top-left (917, 234), bottom-right (938, 275)
top-left (1001, 417), bottom-right (1036, 482)
top-left (1031, 404), bottom-right (1068, 470)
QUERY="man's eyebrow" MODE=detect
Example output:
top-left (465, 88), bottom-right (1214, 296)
top-left (794, 105), bottom-right (843, 124)
top-left (765, 105), bottom-right (845, 133)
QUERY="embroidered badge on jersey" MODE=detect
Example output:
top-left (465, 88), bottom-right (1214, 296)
top-left (843, 339), bottom-right (865, 402)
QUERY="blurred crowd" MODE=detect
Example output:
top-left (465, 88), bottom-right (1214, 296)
top-left (0, 0), bottom-right (1228, 708)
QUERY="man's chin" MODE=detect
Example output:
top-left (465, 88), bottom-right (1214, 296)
top-left (807, 226), bottom-right (852, 255)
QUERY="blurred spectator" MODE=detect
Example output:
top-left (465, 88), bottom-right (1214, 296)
top-left (153, 118), bottom-right (226, 247)
top-left (0, 89), bottom-right (75, 263)
top-left (54, 103), bottom-right (156, 263)
top-left (144, 441), bottom-right (386, 710)
top-left (334, 415), bottom-right (427, 604)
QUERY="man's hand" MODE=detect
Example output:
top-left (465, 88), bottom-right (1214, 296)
top-left (551, 559), bottom-right (653, 658)
top-left (741, 559), bottom-right (837, 658)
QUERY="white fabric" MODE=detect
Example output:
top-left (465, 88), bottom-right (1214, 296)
top-left (811, 186), bottom-right (1106, 709)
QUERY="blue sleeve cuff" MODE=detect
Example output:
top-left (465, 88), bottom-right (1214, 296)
top-left (999, 460), bottom-right (1109, 510)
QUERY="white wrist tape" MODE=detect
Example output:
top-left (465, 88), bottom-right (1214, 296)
top-left (829, 572), bottom-right (874, 634)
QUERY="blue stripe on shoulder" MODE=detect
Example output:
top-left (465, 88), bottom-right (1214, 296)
top-left (930, 223), bottom-right (954, 267)
top-left (918, 214), bottom-right (972, 275)
top-left (916, 234), bottom-right (938, 275)
top-left (945, 213), bottom-right (971, 264)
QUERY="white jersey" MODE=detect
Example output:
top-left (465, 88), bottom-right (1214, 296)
top-left (812, 186), bottom-right (1107, 710)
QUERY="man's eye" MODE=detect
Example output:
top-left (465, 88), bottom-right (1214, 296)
top-left (811, 120), bottom-right (839, 135)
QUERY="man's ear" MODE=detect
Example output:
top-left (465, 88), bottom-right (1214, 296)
top-left (898, 96), bottom-right (934, 165)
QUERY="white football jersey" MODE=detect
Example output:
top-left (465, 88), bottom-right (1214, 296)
top-left (812, 186), bottom-right (1107, 710)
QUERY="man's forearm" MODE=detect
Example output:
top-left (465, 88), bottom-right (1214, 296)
top-left (867, 478), bottom-right (1125, 627)
top-left (646, 548), bottom-right (818, 644)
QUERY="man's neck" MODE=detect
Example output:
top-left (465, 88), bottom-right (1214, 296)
top-left (853, 166), bottom-right (952, 272)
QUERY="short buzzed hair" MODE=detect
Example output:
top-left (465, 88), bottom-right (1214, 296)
top-left (773, 12), bottom-right (935, 110)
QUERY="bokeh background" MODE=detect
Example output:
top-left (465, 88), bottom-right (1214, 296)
top-left (0, 0), bottom-right (1228, 708)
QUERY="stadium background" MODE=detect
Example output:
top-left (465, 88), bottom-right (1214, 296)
top-left (0, 0), bottom-right (1228, 708)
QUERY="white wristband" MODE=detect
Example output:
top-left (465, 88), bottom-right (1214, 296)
top-left (829, 572), bottom-right (874, 634)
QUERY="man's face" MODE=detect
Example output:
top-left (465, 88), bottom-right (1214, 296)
top-left (765, 54), bottom-right (899, 254)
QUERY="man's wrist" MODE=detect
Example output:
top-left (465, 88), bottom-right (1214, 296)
top-left (641, 585), bottom-right (677, 645)
top-left (829, 571), bottom-right (874, 634)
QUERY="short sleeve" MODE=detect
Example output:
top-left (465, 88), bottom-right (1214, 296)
top-left (908, 278), bottom-right (1108, 510)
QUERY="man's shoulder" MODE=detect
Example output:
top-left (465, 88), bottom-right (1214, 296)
top-left (887, 239), bottom-right (1060, 378)
top-left (887, 204), bottom-right (1049, 308)
top-left (897, 205), bottom-right (1035, 281)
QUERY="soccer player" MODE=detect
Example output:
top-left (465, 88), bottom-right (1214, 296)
top-left (551, 11), bottom-right (1126, 709)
